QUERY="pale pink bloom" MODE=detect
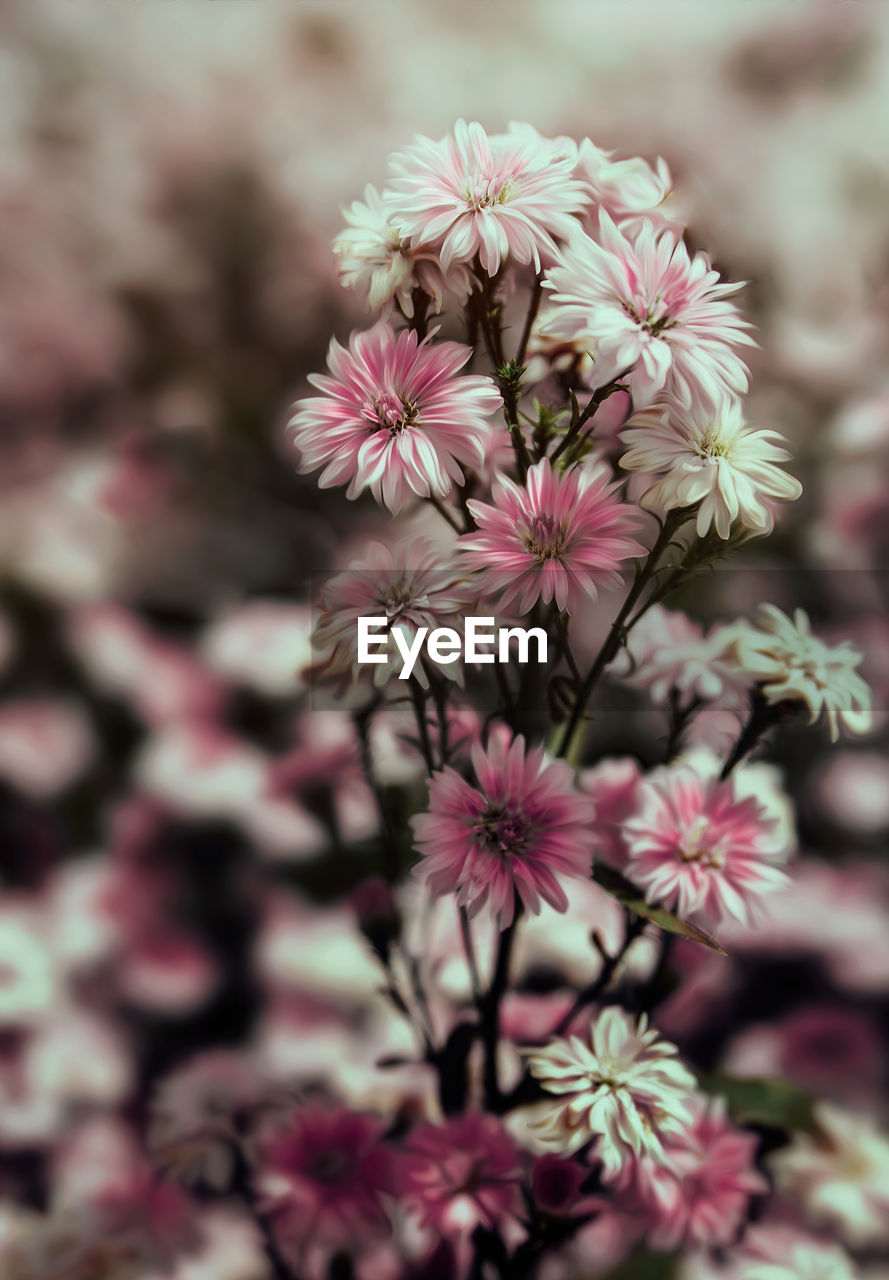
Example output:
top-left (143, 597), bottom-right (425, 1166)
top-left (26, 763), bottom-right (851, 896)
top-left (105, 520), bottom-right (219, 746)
top-left (332, 184), bottom-right (471, 316)
top-left (620, 398), bottom-right (802, 538)
top-left (580, 756), bottom-right (644, 869)
top-left (313, 538), bottom-right (475, 690)
top-left (733, 1224), bottom-right (862, 1280)
top-left (613, 1095), bottom-right (766, 1250)
top-left (411, 733), bottom-right (595, 929)
top-left (460, 458), bottom-right (644, 615)
top-left (541, 213), bottom-right (754, 409)
top-left (201, 600), bottom-right (313, 698)
top-left (770, 1102), bottom-right (889, 1248)
top-left (522, 1008), bottom-right (696, 1176)
top-left (386, 121), bottom-right (589, 276)
top-left (403, 1113), bottom-right (527, 1261)
top-left (575, 138), bottom-right (682, 233)
top-left (0, 699), bottom-right (95, 800)
top-left (290, 321), bottom-right (501, 512)
top-left (254, 1103), bottom-right (395, 1257)
top-left (726, 605), bottom-right (872, 741)
top-left (118, 930), bottom-right (220, 1016)
top-left (623, 765), bottom-right (790, 929)
top-left (613, 606), bottom-right (747, 706)
top-left (810, 750), bottom-right (889, 834)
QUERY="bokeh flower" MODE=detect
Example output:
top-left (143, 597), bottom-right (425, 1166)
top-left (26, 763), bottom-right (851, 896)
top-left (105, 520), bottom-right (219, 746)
top-left (412, 732), bottom-right (595, 928)
top-left (387, 120), bottom-right (589, 276)
top-left (290, 321), bottom-right (501, 512)
top-left (623, 764), bottom-right (791, 929)
top-left (541, 213), bottom-right (754, 409)
top-left (522, 1008), bottom-right (696, 1175)
top-left (726, 605), bottom-right (872, 740)
top-left (460, 458), bottom-right (644, 615)
top-left (620, 397), bottom-right (802, 537)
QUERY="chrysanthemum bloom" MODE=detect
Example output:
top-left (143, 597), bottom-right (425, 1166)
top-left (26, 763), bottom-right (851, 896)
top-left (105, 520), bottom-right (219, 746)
top-left (402, 1113), bottom-right (527, 1259)
top-left (612, 1095), bottom-right (766, 1250)
top-left (386, 120), bottom-right (590, 276)
top-left (254, 1102), bottom-right (395, 1259)
top-left (726, 605), bottom-right (872, 741)
top-left (522, 1008), bottom-right (696, 1177)
top-left (459, 458), bottom-right (645, 615)
top-left (770, 1102), bottom-right (889, 1248)
top-left (148, 1050), bottom-right (260, 1190)
top-left (332, 184), bottom-right (471, 316)
top-left (290, 321), bottom-right (501, 512)
top-left (612, 605), bottom-right (747, 706)
top-left (411, 733), bottom-right (595, 929)
top-left (313, 538), bottom-right (474, 690)
top-left (541, 213), bottom-right (754, 410)
top-left (620, 398), bottom-right (802, 538)
top-left (575, 138), bottom-right (681, 233)
top-left (623, 765), bottom-right (790, 929)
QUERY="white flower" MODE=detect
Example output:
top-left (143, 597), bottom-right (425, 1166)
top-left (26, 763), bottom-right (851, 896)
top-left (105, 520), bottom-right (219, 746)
top-left (727, 605), bottom-right (872, 741)
top-left (613, 605), bottom-right (746, 705)
top-left (521, 1007), bottom-right (696, 1176)
top-left (741, 1241), bottom-right (861, 1280)
top-left (575, 137), bottom-right (682, 232)
top-left (620, 398), bottom-right (802, 538)
top-left (332, 185), bottom-right (416, 314)
top-left (770, 1102), bottom-right (889, 1248)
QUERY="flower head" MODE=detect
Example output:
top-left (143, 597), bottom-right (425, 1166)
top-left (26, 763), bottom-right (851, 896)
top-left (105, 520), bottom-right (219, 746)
top-left (726, 605), bottom-right (872, 740)
top-left (522, 1007), bottom-right (696, 1176)
top-left (313, 538), bottom-right (474, 690)
top-left (613, 1095), bottom-right (766, 1250)
top-left (575, 138), bottom-right (681, 233)
top-left (612, 605), bottom-right (746, 706)
top-left (620, 398), bottom-right (802, 538)
top-left (386, 120), bottom-right (589, 276)
top-left (460, 458), bottom-right (644, 615)
top-left (411, 732), bottom-right (595, 928)
top-left (290, 321), bottom-right (501, 512)
top-left (332, 184), bottom-right (471, 316)
top-left (623, 764), bottom-right (790, 929)
top-left (770, 1102), bottom-right (889, 1248)
top-left (541, 214), bottom-right (754, 410)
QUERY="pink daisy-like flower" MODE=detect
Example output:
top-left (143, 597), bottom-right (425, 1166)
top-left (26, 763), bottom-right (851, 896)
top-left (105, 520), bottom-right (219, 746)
top-left (290, 321), bottom-right (501, 513)
top-left (613, 1095), bottom-right (767, 1251)
top-left (541, 213), bottom-right (755, 410)
top-left (254, 1102), bottom-right (395, 1259)
top-left (411, 732), bottom-right (595, 928)
top-left (386, 120), bottom-right (590, 276)
top-left (459, 458), bottom-right (645, 616)
top-left (403, 1113), bottom-right (527, 1260)
top-left (623, 765), bottom-right (790, 929)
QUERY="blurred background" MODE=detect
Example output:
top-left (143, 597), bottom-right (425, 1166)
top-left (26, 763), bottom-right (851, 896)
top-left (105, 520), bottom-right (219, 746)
top-left (0, 0), bottom-right (888, 1274)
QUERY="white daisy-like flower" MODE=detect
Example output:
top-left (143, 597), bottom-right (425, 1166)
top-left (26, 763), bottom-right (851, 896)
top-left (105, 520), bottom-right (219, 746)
top-left (727, 605), bottom-right (872, 741)
top-left (332, 185), bottom-right (470, 316)
top-left (770, 1102), bottom-right (889, 1248)
top-left (575, 137), bottom-right (682, 232)
top-left (620, 398), bottom-right (802, 538)
top-left (521, 1007), bottom-right (696, 1177)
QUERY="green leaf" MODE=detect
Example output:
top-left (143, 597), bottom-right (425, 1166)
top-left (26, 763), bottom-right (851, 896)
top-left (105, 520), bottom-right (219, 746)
top-left (593, 860), bottom-right (727, 955)
top-left (699, 1072), bottom-right (817, 1132)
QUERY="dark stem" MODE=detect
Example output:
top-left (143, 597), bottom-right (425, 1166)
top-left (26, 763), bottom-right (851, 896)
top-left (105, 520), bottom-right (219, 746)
top-left (409, 679), bottom-right (436, 774)
top-left (550, 913), bottom-right (647, 1037)
top-left (549, 377), bottom-right (627, 466)
top-left (516, 274), bottom-right (544, 366)
top-left (482, 903), bottom-right (521, 1111)
top-left (720, 690), bottom-right (787, 779)
top-left (232, 1150), bottom-right (297, 1280)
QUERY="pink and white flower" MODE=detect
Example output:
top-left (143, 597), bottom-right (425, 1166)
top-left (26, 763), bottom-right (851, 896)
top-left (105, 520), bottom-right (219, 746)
top-left (386, 121), bottom-right (589, 276)
top-left (541, 213), bottom-right (754, 410)
top-left (620, 398), bottom-right (802, 538)
top-left (623, 764), bottom-right (791, 929)
top-left (460, 458), bottom-right (645, 615)
top-left (411, 732), bottom-right (595, 929)
top-left (290, 321), bottom-right (501, 512)
top-left (575, 138), bottom-right (682, 233)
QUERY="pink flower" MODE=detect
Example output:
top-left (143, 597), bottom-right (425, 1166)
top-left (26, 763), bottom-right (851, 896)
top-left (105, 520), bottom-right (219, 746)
top-left (290, 321), bottom-right (501, 512)
top-left (403, 1113), bottom-right (527, 1257)
top-left (460, 458), bottom-right (644, 615)
top-left (541, 213), bottom-right (754, 410)
top-left (613, 1095), bottom-right (767, 1251)
top-left (623, 766), bottom-right (790, 928)
top-left (254, 1102), bottom-right (395, 1258)
top-left (386, 121), bottom-right (589, 276)
top-left (575, 138), bottom-right (682, 234)
top-left (411, 733), bottom-right (595, 928)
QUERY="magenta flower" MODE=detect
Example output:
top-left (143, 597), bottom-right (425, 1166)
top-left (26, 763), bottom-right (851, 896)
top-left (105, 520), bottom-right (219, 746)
top-left (387, 120), bottom-right (589, 276)
top-left (403, 1113), bottom-right (527, 1257)
top-left (460, 458), bottom-right (644, 616)
top-left (623, 765), bottom-right (790, 929)
top-left (613, 1095), bottom-right (767, 1251)
top-left (290, 321), bottom-right (501, 512)
top-left (254, 1102), bottom-right (395, 1258)
top-left (411, 732), bottom-right (595, 928)
top-left (541, 213), bottom-right (754, 410)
